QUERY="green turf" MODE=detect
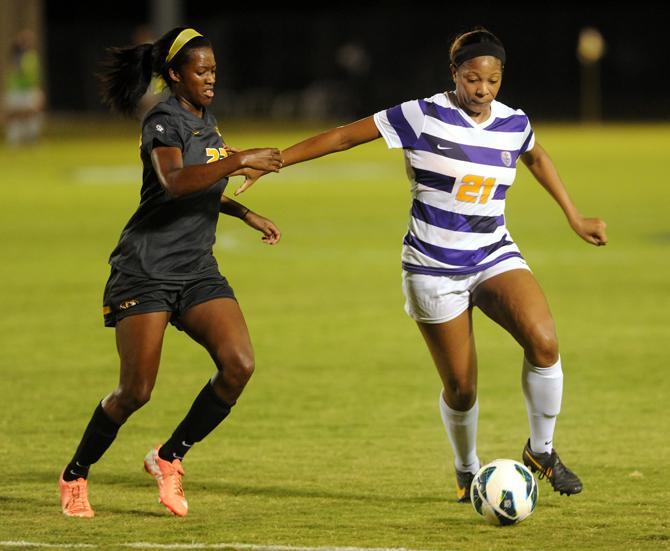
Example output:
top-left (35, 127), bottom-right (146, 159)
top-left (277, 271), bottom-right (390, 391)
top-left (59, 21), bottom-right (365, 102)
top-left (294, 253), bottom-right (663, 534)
top-left (0, 121), bottom-right (668, 550)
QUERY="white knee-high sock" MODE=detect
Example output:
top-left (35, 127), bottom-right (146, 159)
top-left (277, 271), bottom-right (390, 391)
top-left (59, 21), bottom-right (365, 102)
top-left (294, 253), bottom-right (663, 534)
top-left (439, 393), bottom-right (480, 473)
top-left (522, 356), bottom-right (563, 454)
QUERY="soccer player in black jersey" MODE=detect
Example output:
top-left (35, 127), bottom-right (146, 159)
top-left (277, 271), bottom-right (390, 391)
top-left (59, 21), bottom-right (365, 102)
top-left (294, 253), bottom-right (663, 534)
top-left (58, 27), bottom-right (284, 518)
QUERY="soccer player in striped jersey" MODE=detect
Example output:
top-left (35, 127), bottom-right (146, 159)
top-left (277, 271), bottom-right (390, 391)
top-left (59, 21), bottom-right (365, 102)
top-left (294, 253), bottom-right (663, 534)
top-left (236, 28), bottom-right (608, 501)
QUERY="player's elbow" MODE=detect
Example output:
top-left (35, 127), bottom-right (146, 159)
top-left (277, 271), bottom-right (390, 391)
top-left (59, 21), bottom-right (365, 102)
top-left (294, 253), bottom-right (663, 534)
top-left (161, 173), bottom-right (187, 199)
top-left (333, 127), bottom-right (357, 151)
top-left (161, 183), bottom-right (182, 199)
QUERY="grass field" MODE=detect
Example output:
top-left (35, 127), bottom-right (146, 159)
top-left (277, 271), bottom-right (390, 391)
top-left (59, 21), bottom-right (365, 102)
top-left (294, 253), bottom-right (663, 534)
top-left (1, 120), bottom-right (669, 550)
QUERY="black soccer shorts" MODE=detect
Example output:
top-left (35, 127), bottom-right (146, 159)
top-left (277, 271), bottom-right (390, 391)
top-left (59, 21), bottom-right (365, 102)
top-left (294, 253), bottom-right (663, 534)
top-left (102, 267), bottom-right (236, 330)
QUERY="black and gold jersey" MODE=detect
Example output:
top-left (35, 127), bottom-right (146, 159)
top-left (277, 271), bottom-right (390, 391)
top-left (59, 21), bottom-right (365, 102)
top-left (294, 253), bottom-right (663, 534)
top-left (109, 96), bottom-right (228, 280)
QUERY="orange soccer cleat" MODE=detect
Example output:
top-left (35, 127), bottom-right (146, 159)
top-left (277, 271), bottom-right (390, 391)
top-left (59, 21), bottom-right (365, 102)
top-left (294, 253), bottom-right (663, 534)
top-left (143, 447), bottom-right (188, 517)
top-left (58, 471), bottom-right (95, 518)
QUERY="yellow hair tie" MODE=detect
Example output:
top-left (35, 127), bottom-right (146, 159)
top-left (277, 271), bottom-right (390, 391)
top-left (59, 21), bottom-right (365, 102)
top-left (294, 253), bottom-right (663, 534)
top-left (150, 73), bottom-right (168, 95)
top-left (165, 28), bottom-right (203, 63)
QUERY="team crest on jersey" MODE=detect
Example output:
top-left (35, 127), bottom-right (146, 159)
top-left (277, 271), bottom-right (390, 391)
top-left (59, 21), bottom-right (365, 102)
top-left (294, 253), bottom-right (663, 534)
top-left (501, 151), bottom-right (512, 167)
top-left (155, 124), bottom-right (164, 133)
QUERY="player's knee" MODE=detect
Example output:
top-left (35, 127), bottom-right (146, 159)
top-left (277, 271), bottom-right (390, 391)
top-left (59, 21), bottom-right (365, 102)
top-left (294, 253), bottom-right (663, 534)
top-left (444, 380), bottom-right (477, 411)
top-left (526, 325), bottom-right (559, 367)
top-left (115, 384), bottom-right (153, 414)
top-left (214, 347), bottom-right (255, 389)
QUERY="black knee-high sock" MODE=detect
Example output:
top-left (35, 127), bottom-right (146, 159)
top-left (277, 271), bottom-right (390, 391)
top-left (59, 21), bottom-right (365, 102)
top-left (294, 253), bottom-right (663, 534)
top-left (63, 402), bottom-right (121, 481)
top-left (159, 382), bottom-right (232, 462)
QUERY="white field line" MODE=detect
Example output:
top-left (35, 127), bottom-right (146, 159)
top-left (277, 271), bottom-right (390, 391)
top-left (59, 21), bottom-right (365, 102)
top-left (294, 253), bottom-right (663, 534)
top-left (124, 544), bottom-right (428, 550)
top-left (0, 543), bottom-right (96, 548)
top-left (73, 166), bottom-right (139, 184)
top-left (0, 542), bottom-right (430, 551)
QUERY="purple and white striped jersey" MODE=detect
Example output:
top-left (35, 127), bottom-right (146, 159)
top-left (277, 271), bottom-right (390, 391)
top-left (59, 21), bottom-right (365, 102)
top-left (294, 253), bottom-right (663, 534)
top-left (373, 92), bottom-right (535, 276)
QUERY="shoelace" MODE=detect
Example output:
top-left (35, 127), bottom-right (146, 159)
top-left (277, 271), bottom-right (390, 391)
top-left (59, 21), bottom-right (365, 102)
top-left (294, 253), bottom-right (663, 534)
top-left (166, 462), bottom-right (185, 497)
top-left (69, 482), bottom-right (90, 512)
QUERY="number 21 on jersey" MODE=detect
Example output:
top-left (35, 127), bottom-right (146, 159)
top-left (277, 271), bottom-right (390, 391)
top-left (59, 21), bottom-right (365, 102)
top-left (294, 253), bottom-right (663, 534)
top-left (456, 174), bottom-right (496, 204)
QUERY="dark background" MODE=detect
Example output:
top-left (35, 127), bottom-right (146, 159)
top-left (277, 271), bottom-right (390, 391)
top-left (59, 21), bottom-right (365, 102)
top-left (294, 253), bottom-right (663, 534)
top-left (44, 3), bottom-right (664, 121)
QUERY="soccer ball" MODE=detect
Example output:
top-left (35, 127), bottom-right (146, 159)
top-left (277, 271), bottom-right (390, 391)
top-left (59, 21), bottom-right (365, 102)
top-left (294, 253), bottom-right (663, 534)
top-left (470, 459), bottom-right (538, 526)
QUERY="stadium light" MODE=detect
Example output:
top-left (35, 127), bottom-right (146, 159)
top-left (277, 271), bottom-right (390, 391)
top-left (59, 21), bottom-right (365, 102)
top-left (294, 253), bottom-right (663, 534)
top-left (577, 27), bottom-right (606, 122)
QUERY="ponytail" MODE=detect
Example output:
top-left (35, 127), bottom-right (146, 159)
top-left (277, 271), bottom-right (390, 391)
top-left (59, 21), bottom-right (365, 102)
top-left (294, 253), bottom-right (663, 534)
top-left (97, 27), bottom-right (211, 117)
top-left (98, 43), bottom-right (153, 116)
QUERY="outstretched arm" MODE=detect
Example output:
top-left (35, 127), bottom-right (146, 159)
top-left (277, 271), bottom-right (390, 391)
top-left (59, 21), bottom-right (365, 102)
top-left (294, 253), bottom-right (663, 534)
top-left (281, 115), bottom-right (381, 166)
top-left (234, 116), bottom-right (381, 195)
top-left (152, 146), bottom-right (283, 199)
top-left (521, 142), bottom-right (608, 246)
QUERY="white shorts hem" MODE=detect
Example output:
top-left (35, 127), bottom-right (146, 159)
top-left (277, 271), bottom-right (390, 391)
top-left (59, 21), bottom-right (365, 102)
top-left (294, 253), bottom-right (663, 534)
top-left (404, 302), bottom-right (469, 324)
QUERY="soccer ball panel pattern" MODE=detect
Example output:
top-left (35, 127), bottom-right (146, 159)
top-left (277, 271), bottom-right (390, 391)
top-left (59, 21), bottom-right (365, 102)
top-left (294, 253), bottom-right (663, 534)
top-left (470, 459), bottom-right (538, 526)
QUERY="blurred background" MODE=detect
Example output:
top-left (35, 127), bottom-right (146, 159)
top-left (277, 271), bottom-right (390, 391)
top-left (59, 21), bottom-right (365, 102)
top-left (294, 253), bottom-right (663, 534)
top-left (1, 0), bottom-right (668, 132)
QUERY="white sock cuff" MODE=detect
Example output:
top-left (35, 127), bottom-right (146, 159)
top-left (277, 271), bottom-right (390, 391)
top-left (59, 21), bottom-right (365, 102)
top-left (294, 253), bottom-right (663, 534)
top-left (523, 356), bottom-right (562, 378)
top-left (439, 392), bottom-right (479, 421)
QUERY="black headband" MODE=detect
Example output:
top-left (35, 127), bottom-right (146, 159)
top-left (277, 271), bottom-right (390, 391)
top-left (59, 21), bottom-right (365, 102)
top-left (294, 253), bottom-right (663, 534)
top-left (452, 42), bottom-right (506, 67)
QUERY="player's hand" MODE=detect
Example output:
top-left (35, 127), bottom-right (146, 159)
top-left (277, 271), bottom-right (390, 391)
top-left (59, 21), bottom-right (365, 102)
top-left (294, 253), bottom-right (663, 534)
top-left (233, 168), bottom-right (269, 196)
top-left (223, 145), bottom-right (241, 156)
top-left (239, 148), bottom-right (283, 173)
top-left (243, 211), bottom-right (281, 245)
top-left (570, 215), bottom-right (608, 246)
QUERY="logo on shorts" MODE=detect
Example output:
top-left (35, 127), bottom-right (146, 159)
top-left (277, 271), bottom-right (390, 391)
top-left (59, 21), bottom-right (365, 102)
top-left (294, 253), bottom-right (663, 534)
top-left (155, 124), bottom-right (164, 133)
top-left (501, 151), bottom-right (512, 167)
top-left (119, 299), bottom-right (139, 310)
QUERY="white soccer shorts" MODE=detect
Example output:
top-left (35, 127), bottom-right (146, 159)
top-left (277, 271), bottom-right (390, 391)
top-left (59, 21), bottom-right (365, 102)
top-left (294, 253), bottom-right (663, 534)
top-left (401, 256), bottom-right (531, 324)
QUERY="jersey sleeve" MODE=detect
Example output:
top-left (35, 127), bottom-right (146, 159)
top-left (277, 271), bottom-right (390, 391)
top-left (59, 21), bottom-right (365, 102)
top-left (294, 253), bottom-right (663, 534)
top-left (141, 112), bottom-right (184, 153)
top-left (518, 112), bottom-right (535, 154)
top-left (373, 99), bottom-right (424, 149)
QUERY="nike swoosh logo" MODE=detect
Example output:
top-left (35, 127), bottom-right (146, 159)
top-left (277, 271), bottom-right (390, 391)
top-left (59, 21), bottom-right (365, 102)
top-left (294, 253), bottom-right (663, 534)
top-left (181, 441), bottom-right (193, 448)
top-left (437, 144), bottom-right (452, 150)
